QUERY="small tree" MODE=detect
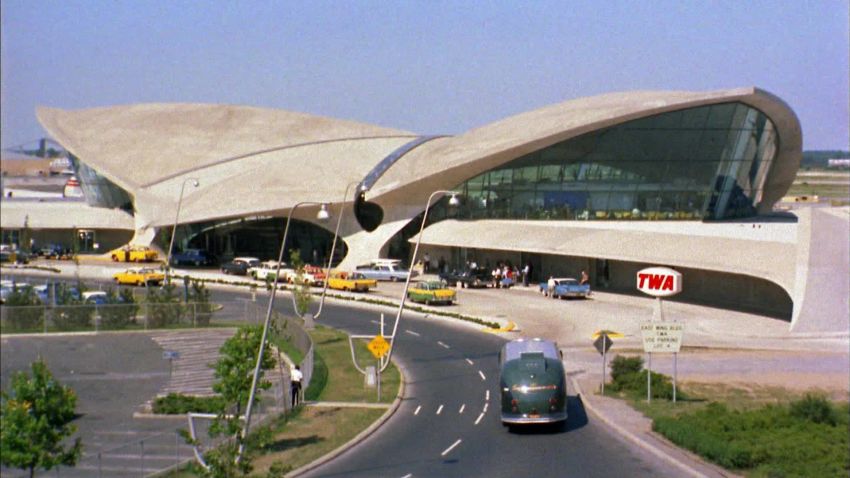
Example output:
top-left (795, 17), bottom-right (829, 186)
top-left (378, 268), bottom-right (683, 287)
top-left (4, 286), bottom-right (44, 332)
top-left (145, 282), bottom-right (184, 328)
top-left (98, 287), bottom-right (138, 329)
top-left (0, 358), bottom-right (82, 477)
top-left (288, 250), bottom-right (312, 316)
top-left (204, 325), bottom-right (277, 477)
top-left (188, 280), bottom-right (213, 326)
top-left (53, 284), bottom-right (93, 331)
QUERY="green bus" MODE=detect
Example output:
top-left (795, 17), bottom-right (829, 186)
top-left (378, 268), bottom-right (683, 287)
top-left (499, 338), bottom-right (567, 426)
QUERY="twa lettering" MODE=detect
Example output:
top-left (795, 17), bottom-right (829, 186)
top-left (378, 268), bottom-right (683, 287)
top-left (638, 273), bottom-right (675, 291)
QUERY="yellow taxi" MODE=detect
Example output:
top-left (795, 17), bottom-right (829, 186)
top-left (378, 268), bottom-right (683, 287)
top-left (327, 271), bottom-right (377, 292)
top-left (110, 245), bottom-right (159, 263)
top-left (113, 268), bottom-right (165, 287)
top-left (407, 280), bottom-right (456, 305)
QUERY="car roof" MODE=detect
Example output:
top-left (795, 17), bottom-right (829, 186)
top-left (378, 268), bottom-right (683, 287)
top-left (502, 338), bottom-right (560, 362)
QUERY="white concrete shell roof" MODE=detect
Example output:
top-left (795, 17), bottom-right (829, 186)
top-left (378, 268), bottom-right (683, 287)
top-left (35, 87), bottom-right (801, 227)
top-left (368, 87), bottom-right (802, 214)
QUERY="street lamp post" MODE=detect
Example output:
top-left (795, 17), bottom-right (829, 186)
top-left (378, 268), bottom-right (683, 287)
top-left (165, 178), bottom-right (199, 283)
top-left (238, 200), bottom-right (329, 460)
top-left (380, 190), bottom-right (459, 371)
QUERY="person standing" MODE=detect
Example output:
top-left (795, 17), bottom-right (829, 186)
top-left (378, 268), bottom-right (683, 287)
top-left (580, 270), bottom-right (589, 285)
top-left (522, 263), bottom-right (530, 287)
top-left (290, 365), bottom-right (303, 407)
top-left (423, 252), bottom-right (431, 273)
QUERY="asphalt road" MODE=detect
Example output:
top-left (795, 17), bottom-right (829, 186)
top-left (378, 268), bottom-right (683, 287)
top-left (2, 275), bottom-right (682, 477)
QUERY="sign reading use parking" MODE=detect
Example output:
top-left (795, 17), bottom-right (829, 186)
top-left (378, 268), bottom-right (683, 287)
top-left (640, 322), bottom-right (684, 353)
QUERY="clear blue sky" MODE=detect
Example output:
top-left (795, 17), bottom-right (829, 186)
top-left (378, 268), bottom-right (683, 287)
top-left (2, 0), bottom-right (847, 151)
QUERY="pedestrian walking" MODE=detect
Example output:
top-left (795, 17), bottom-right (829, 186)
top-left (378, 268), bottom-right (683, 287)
top-left (290, 365), bottom-right (303, 407)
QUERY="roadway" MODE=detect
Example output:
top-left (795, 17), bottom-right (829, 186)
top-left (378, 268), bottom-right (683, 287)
top-left (1, 272), bottom-right (682, 477)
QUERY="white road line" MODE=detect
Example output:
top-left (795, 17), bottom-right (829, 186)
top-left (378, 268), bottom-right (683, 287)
top-left (478, 370), bottom-right (486, 381)
top-left (475, 413), bottom-right (485, 425)
top-left (405, 330), bottom-right (420, 337)
top-left (441, 439), bottom-right (462, 456)
top-left (483, 403), bottom-right (489, 413)
top-left (437, 341), bottom-right (450, 349)
top-left (465, 358), bottom-right (474, 365)
top-left (485, 390), bottom-right (490, 401)
top-left (401, 474), bottom-right (412, 478)
top-left (414, 405), bottom-right (421, 416)
top-left (459, 404), bottom-right (466, 414)
top-left (436, 404), bottom-right (444, 415)
top-left (370, 320), bottom-right (380, 325)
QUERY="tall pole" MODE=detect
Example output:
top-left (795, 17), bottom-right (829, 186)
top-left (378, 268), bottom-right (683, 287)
top-left (315, 181), bottom-right (359, 320)
top-left (238, 200), bottom-right (326, 461)
top-left (165, 178), bottom-right (199, 283)
top-left (381, 190), bottom-right (458, 372)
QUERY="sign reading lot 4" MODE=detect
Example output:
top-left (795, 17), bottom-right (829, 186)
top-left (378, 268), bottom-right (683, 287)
top-left (640, 322), bottom-right (684, 353)
top-left (636, 267), bottom-right (682, 297)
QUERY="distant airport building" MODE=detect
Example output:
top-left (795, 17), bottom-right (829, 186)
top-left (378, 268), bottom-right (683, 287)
top-left (827, 158), bottom-right (850, 169)
top-left (2, 87), bottom-right (847, 332)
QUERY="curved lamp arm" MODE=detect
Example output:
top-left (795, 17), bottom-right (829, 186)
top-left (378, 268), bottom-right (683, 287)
top-left (165, 178), bottom-right (199, 283)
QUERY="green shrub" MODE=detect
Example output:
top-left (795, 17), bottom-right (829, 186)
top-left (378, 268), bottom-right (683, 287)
top-left (98, 288), bottom-right (138, 329)
top-left (53, 284), bottom-right (93, 330)
top-left (610, 355), bottom-right (643, 383)
top-left (3, 286), bottom-right (44, 331)
top-left (790, 393), bottom-right (839, 426)
top-left (152, 393), bottom-right (225, 414)
top-left (144, 283), bottom-right (185, 328)
top-left (187, 280), bottom-right (213, 326)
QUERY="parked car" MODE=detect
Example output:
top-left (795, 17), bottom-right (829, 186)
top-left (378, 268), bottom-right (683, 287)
top-left (110, 246), bottom-right (159, 263)
top-left (499, 338), bottom-right (567, 426)
top-left (0, 249), bottom-right (30, 264)
top-left (440, 268), bottom-right (491, 288)
top-left (113, 268), bottom-right (165, 286)
top-left (37, 244), bottom-right (65, 259)
top-left (327, 272), bottom-right (377, 292)
top-left (355, 263), bottom-right (415, 282)
top-left (82, 291), bottom-right (108, 305)
top-left (221, 257), bottom-right (261, 275)
top-left (248, 260), bottom-right (291, 281)
top-left (407, 280), bottom-right (457, 305)
top-left (171, 248), bottom-right (213, 266)
top-left (539, 278), bottom-right (591, 299)
top-left (303, 265), bottom-right (327, 285)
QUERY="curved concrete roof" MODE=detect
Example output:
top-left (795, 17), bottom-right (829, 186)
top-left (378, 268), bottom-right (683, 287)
top-left (371, 87), bottom-right (802, 214)
top-left (36, 87), bottom-right (801, 227)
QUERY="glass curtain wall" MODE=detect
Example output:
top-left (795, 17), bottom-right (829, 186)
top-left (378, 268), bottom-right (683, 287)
top-left (69, 155), bottom-right (134, 211)
top-left (434, 102), bottom-right (777, 221)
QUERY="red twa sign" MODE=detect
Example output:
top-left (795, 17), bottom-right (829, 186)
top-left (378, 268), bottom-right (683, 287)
top-left (636, 267), bottom-right (682, 297)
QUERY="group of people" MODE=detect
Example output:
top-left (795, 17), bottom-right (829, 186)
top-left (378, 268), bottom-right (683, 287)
top-left (464, 260), bottom-right (534, 288)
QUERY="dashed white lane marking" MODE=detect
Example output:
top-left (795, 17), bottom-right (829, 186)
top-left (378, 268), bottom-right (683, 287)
top-left (414, 405), bottom-right (421, 416)
top-left (436, 404), bottom-right (444, 415)
top-left (485, 390), bottom-right (490, 401)
top-left (465, 358), bottom-right (474, 365)
top-left (437, 341), bottom-right (450, 349)
top-left (478, 370), bottom-right (486, 381)
top-left (475, 413), bottom-right (485, 425)
top-left (441, 439), bottom-right (462, 456)
top-left (459, 404), bottom-right (466, 414)
top-left (483, 403), bottom-right (489, 413)
top-left (370, 320), bottom-right (380, 325)
top-left (401, 474), bottom-right (412, 478)
top-left (405, 330), bottom-right (420, 337)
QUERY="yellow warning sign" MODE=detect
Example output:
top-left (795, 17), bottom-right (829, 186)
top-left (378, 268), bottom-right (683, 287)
top-left (367, 335), bottom-right (390, 359)
top-left (592, 329), bottom-right (624, 340)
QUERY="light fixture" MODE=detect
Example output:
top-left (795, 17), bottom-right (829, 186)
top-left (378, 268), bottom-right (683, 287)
top-left (316, 203), bottom-right (330, 222)
top-left (448, 194), bottom-right (460, 207)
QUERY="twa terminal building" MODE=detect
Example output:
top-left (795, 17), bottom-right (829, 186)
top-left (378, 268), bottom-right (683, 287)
top-left (10, 87), bottom-right (848, 332)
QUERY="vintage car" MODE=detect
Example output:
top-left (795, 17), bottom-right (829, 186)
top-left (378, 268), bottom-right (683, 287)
top-left (355, 262), bottom-right (415, 282)
top-left (539, 278), bottom-right (591, 299)
top-left (248, 260), bottom-right (290, 281)
top-left (82, 291), bottom-right (109, 305)
top-left (499, 338), bottom-right (567, 426)
top-left (113, 268), bottom-right (165, 286)
top-left (172, 248), bottom-right (213, 266)
top-left (407, 280), bottom-right (456, 305)
top-left (110, 246), bottom-right (159, 263)
top-left (221, 257), bottom-right (261, 275)
top-left (283, 266), bottom-right (325, 286)
top-left (327, 272), bottom-right (377, 292)
top-left (439, 268), bottom-right (490, 288)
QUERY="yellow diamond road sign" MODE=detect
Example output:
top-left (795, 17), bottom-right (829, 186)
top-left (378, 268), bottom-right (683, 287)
top-left (367, 335), bottom-right (390, 359)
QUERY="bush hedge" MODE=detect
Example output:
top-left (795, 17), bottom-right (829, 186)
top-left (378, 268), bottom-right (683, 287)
top-left (152, 393), bottom-right (226, 415)
top-left (608, 354), bottom-right (680, 400)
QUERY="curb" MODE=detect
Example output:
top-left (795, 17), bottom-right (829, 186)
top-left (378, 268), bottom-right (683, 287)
top-left (569, 375), bottom-right (710, 478)
top-left (286, 360), bottom-right (407, 477)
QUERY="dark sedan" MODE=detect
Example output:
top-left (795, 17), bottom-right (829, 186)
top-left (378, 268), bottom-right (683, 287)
top-left (439, 268), bottom-right (491, 288)
top-left (220, 257), bottom-right (260, 275)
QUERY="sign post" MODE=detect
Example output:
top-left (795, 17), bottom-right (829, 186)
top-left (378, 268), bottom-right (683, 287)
top-left (592, 330), bottom-right (621, 395)
top-left (367, 334), bottom-right (389, 402)
top-left (636, 267), bottom-right (683, 403)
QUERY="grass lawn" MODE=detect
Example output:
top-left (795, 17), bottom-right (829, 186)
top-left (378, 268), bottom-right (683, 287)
top-left (611, 382), bottom-right (850, 477)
